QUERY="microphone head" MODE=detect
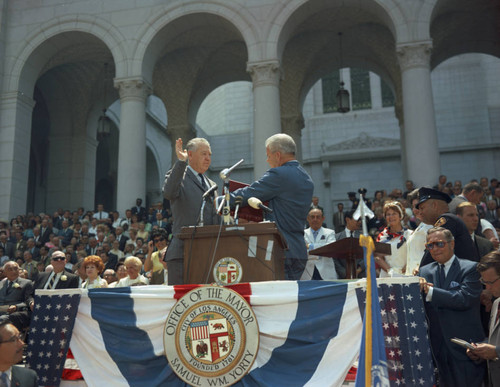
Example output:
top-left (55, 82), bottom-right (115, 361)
top-left (247, 197), bottom-right (262, 210)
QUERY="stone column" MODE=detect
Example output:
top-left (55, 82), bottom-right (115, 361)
top-left (397, 41), bottom-right (440, 186)
top-left (369, 72), bottom-right (382, 109)
top-left (0, 91), bottom-right (36, 218)
top-left (247, 60), bottom-right (282, 179)
top-left (281, 114), bottom-right (305, 162)
top-left (114, 77), bottom-right (151, 215)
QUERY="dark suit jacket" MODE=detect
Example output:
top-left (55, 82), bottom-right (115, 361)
top-left (131, 206), bottom-right (147, 222)
top-left (163, 160), bottom-right (219, 262)
top-left (58, 228), bottom-right (74, 246)
top-left (475, 234), bottom-right (494, 259)
top-left (420, 257), bottom-right (484, 361)
top-left (488, 298), bottom-right (500, 386)
top-left (0, 242), bottom-right (15, 259)
top-left (11, 365), bottom-right (38, 387)
top-left (116, 235), bottom-right (129, 251)
top-left (39, 227), bottom-right (52, 245)
top-left (34, 270), bottom-right (80, 290)
top-left (0, 277), bottom-right (34, 309)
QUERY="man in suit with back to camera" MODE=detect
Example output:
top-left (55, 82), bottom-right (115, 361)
top-left (230, 133), bottom-right (314, 280)
top-left (0, 317), bottom-right (38, 386)
top-left (419, 227), bottom-right (485, 387)
top-left (0, 261), bottom-right (33, 332)
top-left (416, 186), bottom-right (478, 269)
top-left (303, 208), bottom-right (337, 280)
top-left (333, 210), bottom-right (365, 279)
top-left (467, 250), bottom-right (500, 386)
top-left (162, 137), bottom-right (219, 285)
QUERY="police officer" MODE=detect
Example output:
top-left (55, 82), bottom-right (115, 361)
top-left (416, 187), bottom-right (479, 268)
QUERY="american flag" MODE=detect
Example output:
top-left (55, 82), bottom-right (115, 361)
top-left (356, 281), bottom-right (435, 386)
top-left (26, 290), bottom-right (81, 387)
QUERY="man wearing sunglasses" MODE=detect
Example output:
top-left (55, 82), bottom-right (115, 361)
top-left (0, 318), bottom-right (38, 386)
top-left (466, 251), bottom-right (500, 386)
top-left (32, 251), bottom-right (79, 294)
top-left (419, 227), bottom-right (485, 387)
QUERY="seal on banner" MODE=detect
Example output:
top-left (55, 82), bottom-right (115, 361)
top-left (213, 257), bottom-right (243, 286)
top-left (164, 286), bottom-right (259, 387)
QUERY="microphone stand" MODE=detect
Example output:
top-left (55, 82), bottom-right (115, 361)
top-left (222, 178), bottom-right (232, 225)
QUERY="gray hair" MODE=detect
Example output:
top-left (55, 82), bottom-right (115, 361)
top-left (265, 133), bottom-right (296, 155)
top-left (124, 256), bottom-right (143, 270)
top-left (462, 182), bottom-right (483, 194)
top-left (427, 227), bottom-right (454, 242)
top-left (186, 138), bottom-right (211, 152)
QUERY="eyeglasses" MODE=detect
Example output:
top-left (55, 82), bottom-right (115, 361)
top-left (0, 334), bottom-right (23, 344)
top-left (51, 257), bottom-right (65, 261)
top-left (480, 277), bottom-right (500, 286)
top-left (425, 241), bottom-right (448, 250)
top-left (153, 238), bottom-right (165, 244)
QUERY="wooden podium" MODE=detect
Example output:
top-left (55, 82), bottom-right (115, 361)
top-left (310, 237), bottom-right (390, 279)
top-left (179, 222), bottom-right (287, 285)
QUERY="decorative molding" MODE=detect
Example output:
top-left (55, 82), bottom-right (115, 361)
top-left (0, 91), bottom-right (36, 110)
top-left (396, 41), bottom-right (432, 71)
top-left (321, 132), bottom-right (400, 153)
top-left (246, 61), bottom-right (282, 87)
top-left (114, 77), bottom-right (152, 102)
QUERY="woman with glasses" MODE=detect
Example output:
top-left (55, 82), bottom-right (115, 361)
top-left (375, 201), bottom-right (411, 277)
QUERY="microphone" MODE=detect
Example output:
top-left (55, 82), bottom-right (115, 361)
top-left (202, 184), bottom-right (218, 199)
top-left (219, 159), bottom-right (244, 180)
top-left (234, 196), bottom-right (243, 224)
top-left (248, 197), bottom-right (273, 213)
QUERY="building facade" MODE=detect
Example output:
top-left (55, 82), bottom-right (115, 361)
top-left (0, 0), bottom-right (499, 223)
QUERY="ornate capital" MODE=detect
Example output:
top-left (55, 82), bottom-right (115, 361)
top-left (396, 41), bottom-right (432, 71)
top-left (246, 61), bottom-right (282, 87)
top-left (114, 77), bottom-right (152, 102)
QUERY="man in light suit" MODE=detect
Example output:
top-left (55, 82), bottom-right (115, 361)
top-left (468, 250), bottom-right (500, 386)
top-left (163, 137), bottom-right (219, 285)
top-left (419, 227), bottom-right (485, 387)
top-left (0, 318), bottom-right (38, 386)
top-left (230, 134), bottom-right (314, 280)
top-left (303, 208), bottom-right (337, 280)
top-left (0, 262), bottom-right (33, 332)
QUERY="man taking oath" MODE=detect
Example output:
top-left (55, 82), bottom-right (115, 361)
top-left (163, 138), bottom-right (219, 285)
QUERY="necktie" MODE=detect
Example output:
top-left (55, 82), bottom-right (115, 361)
top-left (0, 372), bottom-right (8, 387)
top-left (198, 173), bottom-right (206, 189)
top-left (312, 230), bottom-right (319, 242)
top-left (439, 264), bottom-right (446, 287)
top-left (6, 281), bottom-right (12, 293)
top-left (47, 274), bottom-right (56, 289)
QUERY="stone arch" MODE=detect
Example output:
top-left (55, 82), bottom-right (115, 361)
top-left (267, 0), bottom-right (402, 62)
top-left (132, 2), bottom-right (261, 85)
top-left (428, 0), bottom-right (500, 69)
top-left (7, 14), bottom-right (127, 94)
